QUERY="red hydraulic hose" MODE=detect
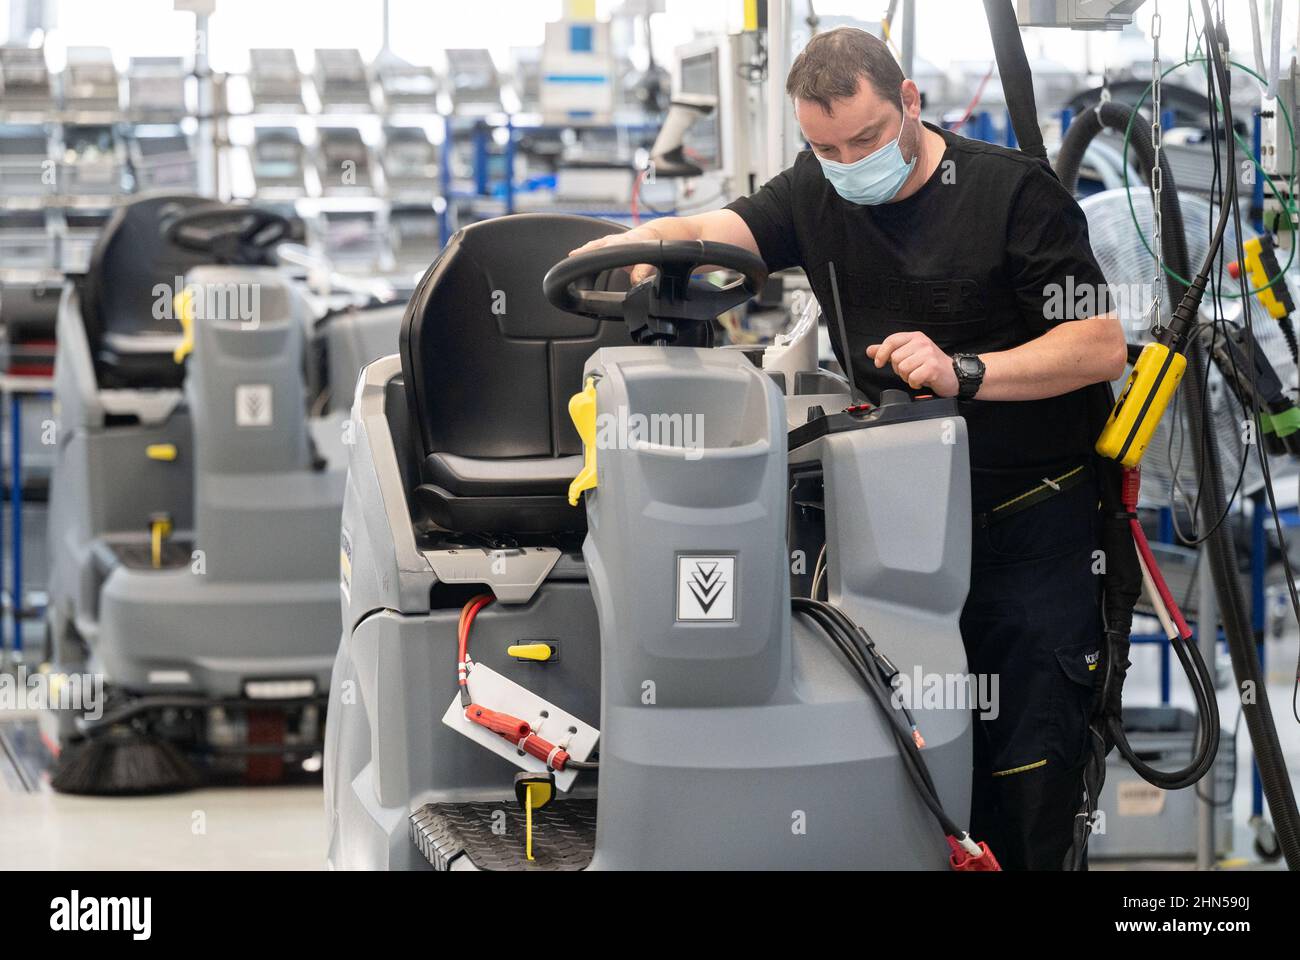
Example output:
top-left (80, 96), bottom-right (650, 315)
top-left (458, 593), bottom-right (494, 705)
top-left (1122, 467), bottom-right (1192, 639)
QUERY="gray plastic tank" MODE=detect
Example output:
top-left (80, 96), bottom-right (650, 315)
top-left (579, 346), bottom-right (972, 869)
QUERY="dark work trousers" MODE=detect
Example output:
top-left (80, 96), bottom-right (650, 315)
top-left (959, 469), bottom-right (1103, 871)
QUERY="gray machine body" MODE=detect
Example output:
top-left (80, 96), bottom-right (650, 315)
top-left (45, 267), bottom-right (401, 700)
top-left (325, 346), bottom-right (973, 870)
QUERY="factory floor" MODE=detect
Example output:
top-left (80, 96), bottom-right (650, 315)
top-left (1, 500), bottom-right (1298, 871)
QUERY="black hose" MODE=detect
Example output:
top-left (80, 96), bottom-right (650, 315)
top-left (1188, 12), bottom-right (1300, 867)
top-left (1052, 69), bottom-right (1300, 867)
top-left (982, 0), bottom-right (1049, 163)
top-left (1059, 100), bottom-right (1220, 788)
top-left (792, 597), bottom-right (964, 840)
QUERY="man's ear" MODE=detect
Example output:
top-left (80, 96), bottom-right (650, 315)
top-left (901, 79), bottom-right (921, 119)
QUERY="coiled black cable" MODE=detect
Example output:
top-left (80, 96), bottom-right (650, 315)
top-left (792, 597), bottom-right (963, 841)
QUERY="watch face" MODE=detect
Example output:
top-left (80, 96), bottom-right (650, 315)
top-left (958, 355), bottom-right (982, 377)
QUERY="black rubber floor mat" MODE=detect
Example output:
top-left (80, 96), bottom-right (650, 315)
top-left (410, 800), bottom-right (597, 871)
top-left (110, 539), bottom-right (194, 570)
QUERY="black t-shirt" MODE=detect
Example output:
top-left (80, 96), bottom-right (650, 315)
top-left (726, 123), bottom-right (1110, 511)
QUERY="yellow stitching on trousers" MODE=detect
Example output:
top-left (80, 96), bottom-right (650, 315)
top-left (993, 759), bottom-right (1045, 775)
top-left (987, 465), bottom-right (1092, 515)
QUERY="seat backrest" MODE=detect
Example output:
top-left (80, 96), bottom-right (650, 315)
top-left (81, 194), bottom-right (220, 350)
top-left (400, 213), bottom-right (633, 467)
top-left (81, 194), bottom-right (277, 388)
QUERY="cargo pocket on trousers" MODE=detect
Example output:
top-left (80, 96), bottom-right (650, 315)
top-left (1050, 640), bottom-right (1100, 768)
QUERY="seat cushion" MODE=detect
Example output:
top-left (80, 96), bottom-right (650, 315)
top-left (423, 451), bottom-right (582, 497)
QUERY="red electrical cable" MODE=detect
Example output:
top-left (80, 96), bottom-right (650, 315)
top-left (1122, 467), bottom-right (1193, 640)
top-left (458, 593), bottom-right (494, 699)
top-left (1132, 521), bottom-right (1194, 639)
top-left (949, 63), bottom-right (996, 134)
top-left (455, 592), bottom-right (577, 772)
top-left (631, 168), bottom-right (644, 226)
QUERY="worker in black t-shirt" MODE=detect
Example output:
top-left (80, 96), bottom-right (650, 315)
top-left (571, 27), bottom-right (1128, 870)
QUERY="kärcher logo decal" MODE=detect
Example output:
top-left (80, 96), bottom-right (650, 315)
top-left (677, 555), bottom-right (736, 621)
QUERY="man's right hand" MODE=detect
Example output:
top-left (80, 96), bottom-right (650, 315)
top-left (565, 210), bottom-right (761, 286)
top-left (568, 226), bottom-right (664, 284)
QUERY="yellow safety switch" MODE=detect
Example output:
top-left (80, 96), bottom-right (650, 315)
top-left (507, 643), bottom-right (555, 662)
top-left (567, 377), bottom-right (598, 506)
top-left (149, 512), bottom-right (173, 570)
top-left (173, 287), bottom-right (196, 364)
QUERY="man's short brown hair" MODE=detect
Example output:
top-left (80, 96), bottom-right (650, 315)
top-left (785, 26), bottom-right (905, 114)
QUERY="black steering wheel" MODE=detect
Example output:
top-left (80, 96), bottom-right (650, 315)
top-left (163, 204), bottom-right (290, 264)
top-left (543, 240), bottom-right (768, 345)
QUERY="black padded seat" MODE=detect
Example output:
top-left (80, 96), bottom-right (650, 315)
top-left (80, 194), bottom-right (260, 390)
top-left (400, 213), bottom-right (635, 534)
top-left (424, 451), bottom-right (584, 497)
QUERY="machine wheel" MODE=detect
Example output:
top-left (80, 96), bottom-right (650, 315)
top-left (1251, 816), bottom-right (1282, 862)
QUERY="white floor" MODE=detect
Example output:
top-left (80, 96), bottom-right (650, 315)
top-left (1, 633), bottom-right (1297, 871)
top-left (0, 764), bottom-right (325, 871)
top-left (1096, 627), bottom-right (1300, 869)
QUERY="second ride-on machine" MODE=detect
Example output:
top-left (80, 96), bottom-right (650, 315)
top-left (325, 214), bottom-right (989, 870)
top-left (45, 196), bottom-right (400, 792)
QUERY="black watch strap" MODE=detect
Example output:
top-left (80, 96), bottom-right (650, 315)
top-left (953, 353), bottom-right (985, 400)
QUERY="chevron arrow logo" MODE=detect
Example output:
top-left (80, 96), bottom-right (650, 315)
top-left (677, 556), bottom-right (735, 621)
top-left (688, 562), bottom-right (725, 612)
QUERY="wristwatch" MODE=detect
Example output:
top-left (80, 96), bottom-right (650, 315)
top-left (952, 353), bottom-right (985, 400)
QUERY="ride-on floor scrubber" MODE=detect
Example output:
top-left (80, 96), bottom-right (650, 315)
top-left (324, 213), bottom-right (989, 870)
top-left (46, 195), bottom-right (402, 792)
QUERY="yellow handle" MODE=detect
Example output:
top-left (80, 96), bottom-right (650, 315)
top-left (1238, 235), bottom-right (1289, 319)
top-left (507, 643), bottom-right (555, 662)
top-left (1095, 342), bottom-right (1187, 467)
top-left (525, 781), bottom-right (535, 862)
top-left (146, 443), bottom-right (178, 462)
top-left (150, 515), bottom-right (173, 570)
top-left (173, 287), bottom-right (195, 364)
top-left (567, 377), bottom-right (599, 506)
top-left (522, 778), bottom-right (555, 862)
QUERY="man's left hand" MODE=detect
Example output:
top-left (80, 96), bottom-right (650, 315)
top-left (866, 332), bottom-right (959, 397)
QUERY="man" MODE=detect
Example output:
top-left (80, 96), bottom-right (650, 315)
top-left (572, 26), bottom-right (1126, 869)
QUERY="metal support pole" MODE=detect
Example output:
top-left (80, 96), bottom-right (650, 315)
top-left (195, 12), bottom-right (217, 198)
top-left (900, 0), bottom-right (916, 78)
top-left (1196, 537), bottom-right (1219, 869)
top-left (9, 392), bottom-right (22, 661)
top-left (1250, 493), bottom-right (1267, 820)
top-left (0, 389), bottom-right (6, 670)
top-left (765, 0), bottom-right (792, 183)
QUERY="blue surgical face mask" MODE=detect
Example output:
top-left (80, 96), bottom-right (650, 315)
top-left (815, 103), bottom-right (917, 205)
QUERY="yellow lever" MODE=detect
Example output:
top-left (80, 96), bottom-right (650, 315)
top-left (1095, 342), bottom-right (1187, 467)
top-left (513, 772), bottom-right (554, 863)
top-left (146, 443), bottom-right (178, 462)
top-left (1236, 235), bottom-right (1289, 318)
top-left (567, 377), bottom-right (598, 506)
top-left (526, 782), bottom-right (536, 861)
top-left (173, 287), bottom-right (195, 364)
top-left (507, 643), bottom-right (555, 662)
top-left (149, 513), bottom-right (173, 570)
